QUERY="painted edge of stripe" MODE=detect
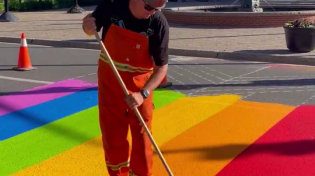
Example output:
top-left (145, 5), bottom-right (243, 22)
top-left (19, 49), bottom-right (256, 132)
top-left (0, 79), bottom-right (97, 116)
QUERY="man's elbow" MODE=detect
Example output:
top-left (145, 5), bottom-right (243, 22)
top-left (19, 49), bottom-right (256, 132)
top-left (154, 64), bottom-right (168, 73)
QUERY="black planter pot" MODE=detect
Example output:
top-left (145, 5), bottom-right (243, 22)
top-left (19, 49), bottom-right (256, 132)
top-left (284, 26), bottom-right (315, 53)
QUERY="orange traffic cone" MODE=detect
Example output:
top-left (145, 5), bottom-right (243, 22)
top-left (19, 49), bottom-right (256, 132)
top-left (13, 33), bottom-right (36, 71)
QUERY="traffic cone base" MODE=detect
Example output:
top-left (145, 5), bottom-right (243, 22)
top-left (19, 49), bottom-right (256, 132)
top-left (13, 66), bottom-right (37, 71)
top-left (157, 74), bottom-right (172, 89)
top-left (157, 81), bottom-right (172, 89)
top-left (153, 63), bottom-right (173, 89)
top-left (13, 33), bottom-right (36, 71)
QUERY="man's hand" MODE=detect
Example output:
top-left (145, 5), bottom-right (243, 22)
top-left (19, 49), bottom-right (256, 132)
top-left (82, 13), bottom-right (96, 36)
top-left (125, 92), bottom-right (144, 109)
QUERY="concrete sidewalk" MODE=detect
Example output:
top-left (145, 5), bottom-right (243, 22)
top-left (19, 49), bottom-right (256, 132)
top-left (0, 2), bottom-right (314, 65)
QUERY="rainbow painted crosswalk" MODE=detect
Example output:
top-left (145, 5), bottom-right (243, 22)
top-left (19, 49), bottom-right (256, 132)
top-left (1, 79), bottom-right (315, 176)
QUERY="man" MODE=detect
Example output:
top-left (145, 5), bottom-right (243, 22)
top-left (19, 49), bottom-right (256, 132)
top-left (82, 0), bottom-right (169, 175)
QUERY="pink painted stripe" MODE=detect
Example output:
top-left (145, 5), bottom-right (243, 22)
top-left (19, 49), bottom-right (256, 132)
top-left (0, 79), bottom-right (97, 116)
top-left (216, 105), bottom-right (315, 176)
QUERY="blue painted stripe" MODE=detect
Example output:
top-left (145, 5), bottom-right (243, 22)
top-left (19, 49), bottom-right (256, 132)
top-left (0, 87), bottom-right (98, 141)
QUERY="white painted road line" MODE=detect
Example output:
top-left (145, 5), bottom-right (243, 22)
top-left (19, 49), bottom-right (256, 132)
top-left (0, 76), bottom-right (53, 84)
top-left (0, 42), bottom-right (100, 52)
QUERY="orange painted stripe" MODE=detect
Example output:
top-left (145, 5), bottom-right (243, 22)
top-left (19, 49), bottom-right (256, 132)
top-left (152, 101), bottom-right (294, 176)
top-left (269, 64), bottom-right (315, 71)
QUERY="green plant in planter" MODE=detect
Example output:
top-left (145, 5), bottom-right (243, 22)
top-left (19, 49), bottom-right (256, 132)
top-left (284, 18), bottom-right (315, 28)
top-left (283, 18), bottom-right (315, 53)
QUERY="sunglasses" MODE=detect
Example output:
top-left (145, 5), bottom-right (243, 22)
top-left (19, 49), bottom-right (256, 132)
top-left (142, 0), bottom-right (160, 11)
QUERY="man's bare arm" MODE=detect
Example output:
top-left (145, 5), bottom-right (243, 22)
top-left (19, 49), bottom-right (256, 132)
top-left (142, 64), bottom-right (168, 93)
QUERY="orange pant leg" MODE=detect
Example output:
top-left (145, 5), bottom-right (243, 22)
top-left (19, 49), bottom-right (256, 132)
top-left (99, 105), bottom-right (131, 176)
top-left (128, 95), bottom-right (154, 176)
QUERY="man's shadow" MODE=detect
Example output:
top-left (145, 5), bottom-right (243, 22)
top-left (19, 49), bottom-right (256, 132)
top-left (155, 140), bottom-right (315, 160)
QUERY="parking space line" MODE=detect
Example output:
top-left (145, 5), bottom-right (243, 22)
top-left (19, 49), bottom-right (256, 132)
top-left (0, 76), bottom-right (53, 84)
top-left (0, 42), bottom-right (100, 52)
top-left (199, 86), bottom-right (315, 92)
top-left (190, 89), bottom-right (315, 97)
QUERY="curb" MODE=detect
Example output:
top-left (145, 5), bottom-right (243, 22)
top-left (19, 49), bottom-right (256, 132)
top-left (217, 52), bottom-right (315, 66)
top-left (0, 36), bottom-right (314, 66)
top-left (0, 37), bottom-right (101, 50)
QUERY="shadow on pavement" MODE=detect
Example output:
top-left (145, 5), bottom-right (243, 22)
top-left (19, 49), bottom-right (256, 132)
top-left (171, 78), bottom-right (315, 90)
top-left (0, 86), bottom-right (97, 97)
top-left (1, 27), bottom-right (80, 33)
top-left (168, 62), bottom-right (268, 66)
top-left (64, 39), bottom-right (97, 43)
top-left (0, 68), bottom-right (14, 71)
top-left (156, 140), bottom-right (315, 160)
top-left (234, 49), bottom-right (309, 55)
top-left (170, 33), bottom-right (283, 40)
top-left (1, 78), bottom-right (314, 95)
top-left (14, 19), bottom-right (82, 22)
top-left (0, 64), bottom-right (97, 69)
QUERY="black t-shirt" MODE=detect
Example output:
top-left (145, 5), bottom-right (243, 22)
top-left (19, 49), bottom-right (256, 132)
top-left (92, 0), bottom-right (169, 66)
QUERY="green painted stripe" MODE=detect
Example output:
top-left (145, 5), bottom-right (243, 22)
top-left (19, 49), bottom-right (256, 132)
top-left (153, 89), bottom-right (185, 109)
top-left (1, 89), bottom-right (185, 176)
top-left (1, 106), bottom-right (100, 176)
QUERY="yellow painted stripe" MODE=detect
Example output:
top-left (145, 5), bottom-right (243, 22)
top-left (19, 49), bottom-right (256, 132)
top-left (152, 101), bottom-right (295, 176)
top-left (12, 95), bottom-right (240, 176)
top-left (151, 95), bottom-right (240, 146)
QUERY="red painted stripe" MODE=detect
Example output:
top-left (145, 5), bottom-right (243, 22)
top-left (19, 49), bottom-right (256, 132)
top-left (268, 64), bottom-right (292, 69)
top-left (216, 105), bottom-right (315, 176)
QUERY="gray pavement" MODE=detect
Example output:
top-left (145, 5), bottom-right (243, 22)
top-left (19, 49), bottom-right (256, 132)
top-left (0, 3), bottom-right (314, 66)
top-left (1, 42), bottom-right (315, 106)
top-left (168, 56), bottom-right (315, 106)
top-left (0, 42), bottom-right (98, 95)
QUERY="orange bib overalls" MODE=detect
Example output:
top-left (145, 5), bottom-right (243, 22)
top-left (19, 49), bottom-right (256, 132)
top-left (97, 24), bottom-right (155, 176)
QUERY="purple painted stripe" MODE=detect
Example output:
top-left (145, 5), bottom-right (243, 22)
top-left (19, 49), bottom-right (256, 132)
top-left (0, 79), bottom-right (96, 116)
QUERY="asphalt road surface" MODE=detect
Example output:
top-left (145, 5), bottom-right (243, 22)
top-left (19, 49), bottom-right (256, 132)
top-left (1, 42), bottom-right (315, 106)
top-left (2, 42), bottom-right (315, 176)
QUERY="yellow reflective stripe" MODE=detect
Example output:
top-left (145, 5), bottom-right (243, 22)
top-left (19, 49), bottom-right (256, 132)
top-left (106, 160), bottom-right (130, 171)
top-left (100, 53), bottom-right (153, 71)
top-left (99, 56), bottom-right (149, 73)
top-left (129, 170), bottom-right (138, 176)
top-left (99, 53), bottom-right (153, 73)
top-left (100, 58), bottom-right (135, 72)
top-left (129, 170), bottom-right (153, 176)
